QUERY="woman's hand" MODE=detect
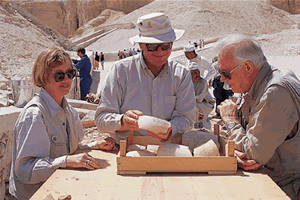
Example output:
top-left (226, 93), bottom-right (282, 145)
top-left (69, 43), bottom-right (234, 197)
top-left (235, 150), bottom-right (262, 171)
top-left (66, 153), bottom-right (101, 170)
top-left (97, 137), bottom-right (116, 151)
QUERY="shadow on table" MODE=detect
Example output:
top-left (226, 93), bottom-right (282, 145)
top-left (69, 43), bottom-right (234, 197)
top-left (121, 169), bottom-right (267, 177)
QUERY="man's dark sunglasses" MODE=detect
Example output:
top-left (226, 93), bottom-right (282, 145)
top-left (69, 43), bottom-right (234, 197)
top-left (145, 42), bottom-right (173, 51)
top-left (51, 69), bottom-right (77, 82)
top-left (218, 64), bottom-right (243, 80)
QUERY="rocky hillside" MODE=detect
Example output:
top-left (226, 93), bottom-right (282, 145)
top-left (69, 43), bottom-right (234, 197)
top-left (116, 0), bottom-right (295, 41)
top-left (0, 5), bottom-right (60, 79)
top-left (11, 0), bottom-right (154, 37)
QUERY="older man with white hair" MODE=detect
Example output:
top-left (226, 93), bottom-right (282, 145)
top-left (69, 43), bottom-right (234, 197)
top-left (183, 45), bottom-right (215, 82)
top-left (94, 13), bottom-right (196, 144)
top-left (217, 34), bottom-right (300, 200)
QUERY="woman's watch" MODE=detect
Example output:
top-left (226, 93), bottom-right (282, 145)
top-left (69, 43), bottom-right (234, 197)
top-left (226, 122), bottom-right (238, 130)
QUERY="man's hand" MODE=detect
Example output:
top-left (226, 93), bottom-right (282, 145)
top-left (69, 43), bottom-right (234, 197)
top-left (147, 126), bottom-right (172, 141)
top-left (235, 150), bottom-right (262, 171)
top-left (66, 153), bottom-right (101, 170)
top-left (97, 137), bottom-right (116, 151)
top-left (217, 99), bottom-right (239, 125)
top-left (118, 110), bottom-right (143, 131)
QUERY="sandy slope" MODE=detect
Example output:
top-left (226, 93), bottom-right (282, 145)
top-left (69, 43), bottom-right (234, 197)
top-left (86, 0), bottom-right (297, 53)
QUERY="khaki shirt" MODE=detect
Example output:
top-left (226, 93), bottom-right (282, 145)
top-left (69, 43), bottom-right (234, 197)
top-left (228, 63), bottom-right (300, 197)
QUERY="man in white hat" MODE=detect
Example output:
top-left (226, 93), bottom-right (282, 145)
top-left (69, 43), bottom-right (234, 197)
top-left (94, 13), bottom-right (196, 144)
top-left (183, 45), bottom-right (215, 83)
top-left (187, 62), bottom-right (215, 129)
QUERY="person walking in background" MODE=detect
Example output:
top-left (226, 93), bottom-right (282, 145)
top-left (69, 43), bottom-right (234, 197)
top-left (132, 48), bottom-right (137, 56)
top-left (183, 45), bottom-right (215, 83)
top-left (94, 51), bottom-right (100, 70)
top-left (72, 47), bottom-right (92, 100)
top-left (100, 52), bottom-right (105, 70)
top-left (118, 50), bottom-right (123, 60)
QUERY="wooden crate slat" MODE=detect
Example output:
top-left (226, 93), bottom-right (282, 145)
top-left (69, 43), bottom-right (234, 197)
top-left (117, 156), bottom-right (237, 172)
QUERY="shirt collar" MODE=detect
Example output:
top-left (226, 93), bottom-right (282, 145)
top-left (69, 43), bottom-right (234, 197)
top-left (246, 62), bottom-right (272, 100)
top-left (39, 88), bottom-right (67, 118)
top-left (139, 52), bottom-right (169, 76)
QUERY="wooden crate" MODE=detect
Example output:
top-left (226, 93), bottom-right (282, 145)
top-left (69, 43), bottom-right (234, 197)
top-left (117, 124), bottom-right (237, 175)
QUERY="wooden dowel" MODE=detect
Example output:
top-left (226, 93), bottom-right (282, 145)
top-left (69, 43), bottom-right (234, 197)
top-left (119, 140), bottom-right (127, 157)
top-left (226, 140), bottom-right (235, 157)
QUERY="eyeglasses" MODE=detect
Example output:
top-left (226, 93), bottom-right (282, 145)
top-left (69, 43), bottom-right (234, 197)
top-left (51, 69), bottom-right (77, 82)
top-left (145, 42), bottom-right (173, 51)
top-left (218, 63), bottom-right (244, 80)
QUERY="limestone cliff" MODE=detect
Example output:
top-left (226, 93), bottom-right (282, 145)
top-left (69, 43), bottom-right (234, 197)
top-left (269, 0), bottom-right (300, 14)
top-left (12, 0), bottom-right (154, 38)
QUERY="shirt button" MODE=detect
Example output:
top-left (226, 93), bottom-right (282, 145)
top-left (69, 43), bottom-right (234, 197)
top-left (62, 123), bottom-right (65, 126)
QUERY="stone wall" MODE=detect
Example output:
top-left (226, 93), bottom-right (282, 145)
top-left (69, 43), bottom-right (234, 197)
top-left (269, 0), bottom-right (300, 14)
top-left (15, 0), bottom-right (154, 38)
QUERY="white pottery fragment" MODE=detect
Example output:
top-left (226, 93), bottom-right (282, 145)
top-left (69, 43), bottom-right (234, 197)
top-left (182, 130), bottom-right (219, 152)
top-left (146, 145), bottom-right (160, 155)
top-left (138, 115), bottom-right (171, 135)
top-left (127, 144), bottom-right (146, 152)
top-left (126, 150), bottom-right (156, 157)
top-left (157, 143), bottom-right (192, 157)
top-left (194, 139), bottom-right (220, 157)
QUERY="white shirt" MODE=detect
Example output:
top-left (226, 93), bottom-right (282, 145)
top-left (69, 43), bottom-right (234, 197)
top-left (94, 53), bottom-right (196, 143)
top-left (189, 55), bottom-right (215, 81)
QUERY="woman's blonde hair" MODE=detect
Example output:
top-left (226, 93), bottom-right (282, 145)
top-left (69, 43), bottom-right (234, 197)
top-left (32, 48), bottom-right (73, 87)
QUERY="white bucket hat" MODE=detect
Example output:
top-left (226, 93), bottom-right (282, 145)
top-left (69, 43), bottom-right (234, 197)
top-left (183, 45), bottom-right (195, 52)
top-left (129, 13), bottom-right (185, 45)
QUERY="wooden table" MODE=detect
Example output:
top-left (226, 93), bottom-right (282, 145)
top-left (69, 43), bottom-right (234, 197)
top-left (30, 150), bottom-right (290, 200)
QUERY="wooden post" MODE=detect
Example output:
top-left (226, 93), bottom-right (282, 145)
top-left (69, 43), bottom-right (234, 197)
top-left (226, 140), bottom-right (235, 157)
top-left (214, 124), bottom-right (220, 145)
top-left (127, 130), bottom-right (134, 146)
top-left (119, 140), bottom-right (127, 157)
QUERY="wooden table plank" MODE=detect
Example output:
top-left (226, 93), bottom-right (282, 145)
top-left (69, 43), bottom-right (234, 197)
top-left (30, 150), bottom-right (290, 200)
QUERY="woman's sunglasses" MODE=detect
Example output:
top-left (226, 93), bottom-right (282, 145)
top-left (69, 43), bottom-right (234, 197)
top-left (51, 69), bottom-right (77, 82)
top-left (145, 42), bottom-right (173, 51)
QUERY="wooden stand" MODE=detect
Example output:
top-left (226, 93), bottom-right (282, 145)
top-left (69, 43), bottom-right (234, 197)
top-left (117, 125), bottom-right (237, 175)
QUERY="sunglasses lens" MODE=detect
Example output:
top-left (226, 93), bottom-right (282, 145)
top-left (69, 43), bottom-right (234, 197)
top-left (161, 43), bottom-right (172, 50)
top-left (146, 44), bottom-right (159, 51)
top-left (146, 43), bottom-right (172, 51)
top-left (66, 69), bottom-right (76, 79)
top-left (52, 69), bottom-right (76, 82)
top-left (54, 72), bottom-right (65, 82)
top-left (218, 70), bottom-right (231, 80)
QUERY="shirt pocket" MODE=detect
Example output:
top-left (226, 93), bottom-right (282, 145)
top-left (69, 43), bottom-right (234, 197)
top-left (49, 135), bottom-right (67, 158)
top-left (163, 95), bottom-right (176, 119)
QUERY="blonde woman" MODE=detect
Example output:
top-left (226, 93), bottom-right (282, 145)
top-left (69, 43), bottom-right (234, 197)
top-left (9, 49), bottom-right (115, 200)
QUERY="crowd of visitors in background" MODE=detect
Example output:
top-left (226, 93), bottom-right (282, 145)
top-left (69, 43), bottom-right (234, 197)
top-left (117, 48), bottom-right (141, 60)
top-left (189, 39), bottom-right (205, 50)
